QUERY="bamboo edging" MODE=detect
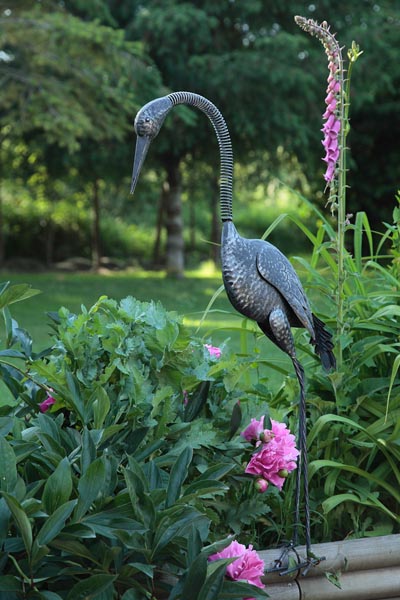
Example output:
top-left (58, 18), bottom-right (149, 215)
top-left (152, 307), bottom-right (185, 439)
top-left (259, 534), bottom-right (400, 599)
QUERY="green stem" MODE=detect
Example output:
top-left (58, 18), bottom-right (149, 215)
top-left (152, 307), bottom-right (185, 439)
top-left (335, 51), bottom-right (359, 372)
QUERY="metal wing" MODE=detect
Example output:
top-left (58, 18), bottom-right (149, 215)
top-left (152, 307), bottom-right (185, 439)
top-left (255, 240), bottom-right (314, 333)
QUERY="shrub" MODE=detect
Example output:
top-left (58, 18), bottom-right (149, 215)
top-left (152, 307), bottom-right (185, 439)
top-left (0, 285), bottom-right (282, 599)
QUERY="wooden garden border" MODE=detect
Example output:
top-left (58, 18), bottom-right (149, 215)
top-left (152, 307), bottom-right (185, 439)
top-left (259, 534), bottom-right (400, 599)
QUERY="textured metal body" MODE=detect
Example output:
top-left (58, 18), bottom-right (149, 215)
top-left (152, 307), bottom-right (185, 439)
top-left (221, 220), bottom-right (316, 356)
top-left (131, 91), bottom-right (335, 566)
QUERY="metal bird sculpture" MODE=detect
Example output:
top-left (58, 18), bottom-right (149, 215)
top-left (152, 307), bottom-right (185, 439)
top-left (130, 92), bottom-right (335, 571)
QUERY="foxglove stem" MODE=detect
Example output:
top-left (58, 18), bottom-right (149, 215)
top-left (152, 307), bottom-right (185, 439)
top-left (295, 17), bottom-right (362, 371)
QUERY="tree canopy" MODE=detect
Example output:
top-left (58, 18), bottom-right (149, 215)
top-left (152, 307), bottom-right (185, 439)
top-left (0, 0), bottom-right (399, 272)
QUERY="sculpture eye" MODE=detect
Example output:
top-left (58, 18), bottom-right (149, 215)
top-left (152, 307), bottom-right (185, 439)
top-left (145, 117), bottom-right (151, 123)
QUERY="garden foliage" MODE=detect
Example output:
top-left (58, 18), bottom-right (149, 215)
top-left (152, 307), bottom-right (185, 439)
top-left (0, 197), bottom-right (399, 598)
top-left (0, 285), bottom-right (275, 599)
top-left (281, 193), bottom-right (400, 540)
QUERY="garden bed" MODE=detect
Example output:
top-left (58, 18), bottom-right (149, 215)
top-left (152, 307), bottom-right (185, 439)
top-left (261, 534), bottom-right (400, 599)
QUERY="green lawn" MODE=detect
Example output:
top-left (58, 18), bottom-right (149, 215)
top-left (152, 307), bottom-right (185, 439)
top-left (0, 268), bottom-right (247, 343)
top-left (0, 268), bottom-right (294, 389)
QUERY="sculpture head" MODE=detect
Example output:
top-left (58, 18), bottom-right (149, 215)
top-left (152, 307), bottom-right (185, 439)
top-left (130, 96), bottom-right (173, 194)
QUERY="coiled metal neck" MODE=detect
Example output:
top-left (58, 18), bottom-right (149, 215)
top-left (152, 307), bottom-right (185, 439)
top-left (168, 92), bottom-right (233, 222)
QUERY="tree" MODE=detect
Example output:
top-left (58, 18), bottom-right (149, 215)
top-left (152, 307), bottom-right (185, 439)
top-left (122, 0), bottom-right (400, 274)
top-left (122, 1), bottom-right (317, 276)
top-left (0, 0), bottom-right (162, 267)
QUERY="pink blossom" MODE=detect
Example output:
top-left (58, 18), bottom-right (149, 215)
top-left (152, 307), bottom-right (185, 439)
top-left (209, 540), bottom-right (265, 596)
top-left (204, 344), bottom-right (222, 359)
top-left (241, 416), bottom-right (265, 443)
top-left (39, 395), bottom-right (56, 413)
top-left (322, 70), bottom-right (341, 182)
top-left (183, 390), bottom-right (189, 406)
top-left (245, 420), bottom-right (299, 490)
top-left (294, 17), bottom-right (343, 185)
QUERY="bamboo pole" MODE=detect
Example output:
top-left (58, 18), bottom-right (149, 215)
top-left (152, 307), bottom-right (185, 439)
top-left (258, 535), bottom-right (400, 600)
top-left (264, 567), bottom-right (400, 600)
top-left (260, 534), bottom-right (400, 583)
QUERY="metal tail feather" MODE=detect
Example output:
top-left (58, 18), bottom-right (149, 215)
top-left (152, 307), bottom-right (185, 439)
top-left (312, 314), bottom-right (336, 371)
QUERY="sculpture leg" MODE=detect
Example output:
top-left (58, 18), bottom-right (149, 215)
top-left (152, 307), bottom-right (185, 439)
top-left (274, 357), bottom-right (324, 576)
top-left (260, 310), bottom-right (324, 574)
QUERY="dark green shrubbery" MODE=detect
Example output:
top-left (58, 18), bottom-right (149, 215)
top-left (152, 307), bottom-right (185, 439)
top-left (0, 286), bottom-right (277, 599)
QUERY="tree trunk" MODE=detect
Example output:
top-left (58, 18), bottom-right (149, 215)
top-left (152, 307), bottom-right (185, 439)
top-left (45, 221), bottom-right (55, 267)
top-left (164, 157), bottom-right (184, 278)
top-left (91, 179), bottom-right (101, 271)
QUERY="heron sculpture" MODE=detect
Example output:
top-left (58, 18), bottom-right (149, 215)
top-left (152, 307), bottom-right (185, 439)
top-left (130, 92), bottom-right (335, 572)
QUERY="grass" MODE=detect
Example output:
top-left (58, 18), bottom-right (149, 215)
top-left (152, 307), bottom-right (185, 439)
top-left (0, 265), bottom-right (297, 392)
top-left (0, 266), bottom-right (250, 344)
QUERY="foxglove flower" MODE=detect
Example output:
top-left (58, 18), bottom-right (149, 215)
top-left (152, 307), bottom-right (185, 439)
top-left (295, 16), bottom-right (343, 186)
top-left (244, 420), bottom-right (299, 490)
top-left (209, 540), bottom-right (265, 596)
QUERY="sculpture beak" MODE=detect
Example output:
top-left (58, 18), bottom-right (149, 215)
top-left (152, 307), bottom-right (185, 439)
top-left (130, 135), bottom-right (151, 194)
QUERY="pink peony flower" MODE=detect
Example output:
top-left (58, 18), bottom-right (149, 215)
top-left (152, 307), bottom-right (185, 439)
top-left (39, 395), bottom-right (56, 413)
top-left (209, 540), bottom-right (265, 596)
top-left (204, 344), bottom-right (222, 359)
top-left (245, 420), bottom-right (299, 490)
top-left (241, 416), bottom-right (265, 443)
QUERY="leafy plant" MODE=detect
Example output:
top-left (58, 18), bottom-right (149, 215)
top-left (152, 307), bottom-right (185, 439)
top-left (0, 291), bottom-right (277, 599)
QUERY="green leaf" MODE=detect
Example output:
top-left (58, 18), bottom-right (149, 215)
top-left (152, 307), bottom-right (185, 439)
top-left (187, 524), bottom-right (203, 566)
top-left (198, 561), bottom-right (227, 600)
top-left (65, 370), bottom-right (85, 421)
top-left (197, 463), bottom-right (235, 482)
top-left (81, 428), bottom-right (97, 473)
top-left (92, 387), bottom-right (110, 429)
top-left (0, 437), bottom-right (17, 493)
top-left (152, 507), bottom-right (204, 558)
top-left (0, 283), bottom-right (41, 309)
top-left (220, 579), bottom-right (269, 598)
top-left (182, 479), bottom-right (228, 499)
top-left (1, 492), bottom-right (32, 554)
top-left (181, 552), bottom-right (208, 598)
top-left (124, 466), bottom-right (155, 528)
top-left (42, 457), bottom-right (73, 514)
top-left (50, 539), bottom-right (100, 564)
top-left (127, 562), bottom-right (154, 578)
top-left (310, 459), bottom-right (400, 504)
top-left (66, 574), bottom-right (117, 600)
top-left (228, 401), bottom-right (242, 439)
top-left (34, 499), bottom-right (77, 548)
top-left (0, 576), bottom-right (21, 592)
top-left (184, 381), bottom-right (210, 422)
top-left (75, 457), bottom-right (107, 520)
top-left (166, 446), bottom-right (193, 507)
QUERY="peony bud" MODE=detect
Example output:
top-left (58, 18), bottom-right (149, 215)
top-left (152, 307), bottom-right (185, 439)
top-left (278, 469), bottom-right (289, 478)
top-left (254, 478), bottom-right (269, 493)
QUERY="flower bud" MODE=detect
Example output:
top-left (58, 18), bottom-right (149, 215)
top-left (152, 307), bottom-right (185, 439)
top-left (254, 478), bottom-right (268, 493)
top-left (278, 469), bottom-right (289, 478)
top-left (259, 430), bottom-right (274, 443)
